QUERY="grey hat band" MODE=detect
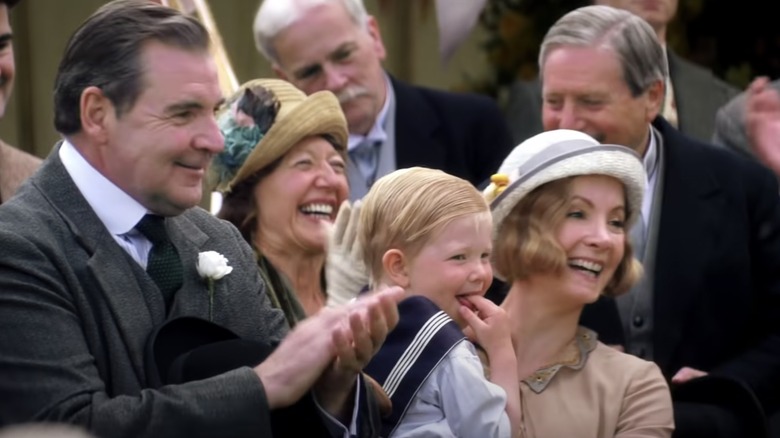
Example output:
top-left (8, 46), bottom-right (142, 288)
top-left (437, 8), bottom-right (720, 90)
top-left (490, 141), bottom-right (641, 213)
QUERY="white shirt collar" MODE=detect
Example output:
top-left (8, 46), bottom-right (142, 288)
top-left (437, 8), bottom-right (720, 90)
top-left (643, 127), bottom-right (659, 181)
top-left (661, 44), bottom-right (671, 77)
top-left (59, 139), bottom-right (148, 236)
top-left (347, 73), bottom-right (393, 151)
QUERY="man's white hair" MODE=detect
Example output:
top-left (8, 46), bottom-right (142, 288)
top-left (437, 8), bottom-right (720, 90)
top-left (253, 0), bottom-right (369, 65)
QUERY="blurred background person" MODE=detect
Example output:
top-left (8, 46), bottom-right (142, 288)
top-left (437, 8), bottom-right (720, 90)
top-left (742, 77), bottom-right (780, 183)
top-left (504, 0), bottom-right (737, 145)
top-left (713, 77), bottom-right (780, 163)
top-left (593, 0), bottom-right (737, 141)
top-left (252, 0), bottom-right (514, 200)
top-left (0, 0), bottom-right (40, 204)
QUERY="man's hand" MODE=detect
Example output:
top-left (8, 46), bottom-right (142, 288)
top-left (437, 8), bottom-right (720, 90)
top-left (255, 286), bottom-right (403, 413)
top-left (746, 76), bottom-right (780, 177)
top-left (671, 366), bottom-right (708, 385)
top-left (325, 200), bottom-right (371, 307)
top-left (331, 286), bottom-right (402, 371)
top-left (255, 306), bottom-right (347, 409)
top-left (315, 286), bottom-right (402, 419)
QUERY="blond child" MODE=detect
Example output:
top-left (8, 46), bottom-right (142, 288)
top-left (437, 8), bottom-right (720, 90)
top-left (360, 167), bottom-right (521, 437)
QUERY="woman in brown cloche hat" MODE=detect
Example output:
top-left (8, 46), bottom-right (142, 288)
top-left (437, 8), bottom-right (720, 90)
top-left (212, 79), bottom-right (349, 326)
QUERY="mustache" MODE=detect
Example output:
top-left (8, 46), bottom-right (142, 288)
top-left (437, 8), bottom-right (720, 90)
top-left (336, 86), bottom-right (370, 104)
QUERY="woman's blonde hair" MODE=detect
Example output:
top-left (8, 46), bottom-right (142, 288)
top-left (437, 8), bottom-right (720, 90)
top-left (493, 177), bottom-right (641, 297)
top-left (359, 167), bottom-right (490, 284)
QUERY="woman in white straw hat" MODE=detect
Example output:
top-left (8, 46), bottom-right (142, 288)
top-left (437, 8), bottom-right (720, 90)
top-left (483, 129), bottom-right (674, 437)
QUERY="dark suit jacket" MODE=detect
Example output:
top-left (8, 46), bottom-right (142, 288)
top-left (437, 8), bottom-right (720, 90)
top-left (581, 118), bottom-right (780, 418)
top-left (392, 77), bottom-right (514, 188)
top-left (0, 148), bottom-right (333, 437)
top-left (503, 51), bottom-right (739, 144)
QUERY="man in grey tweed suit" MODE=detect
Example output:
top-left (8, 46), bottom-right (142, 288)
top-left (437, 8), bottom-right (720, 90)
top-left (0, 1), bottom-right (400, 437)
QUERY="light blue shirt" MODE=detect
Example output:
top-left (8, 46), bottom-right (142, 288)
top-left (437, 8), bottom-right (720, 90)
top-left (347, 73), bottom-right (392, 151)
top-left (392, 341), bottom-right (511, 437)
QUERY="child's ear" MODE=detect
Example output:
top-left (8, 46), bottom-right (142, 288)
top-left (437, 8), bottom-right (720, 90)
top-left (382, 249), bottom-right (410, 288)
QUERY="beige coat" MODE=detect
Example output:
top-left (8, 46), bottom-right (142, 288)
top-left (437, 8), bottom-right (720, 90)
top-left (0, 140), bottom-right (41, 203)
top-left (520, 340), bottom-right (674, 438)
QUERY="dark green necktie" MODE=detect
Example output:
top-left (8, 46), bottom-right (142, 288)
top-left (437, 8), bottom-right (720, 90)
top-left (136, 214), bottom-right (183, 308)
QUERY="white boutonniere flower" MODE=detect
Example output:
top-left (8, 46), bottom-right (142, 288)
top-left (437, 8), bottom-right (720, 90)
top-left (197, 251), bottom-right (233, 321)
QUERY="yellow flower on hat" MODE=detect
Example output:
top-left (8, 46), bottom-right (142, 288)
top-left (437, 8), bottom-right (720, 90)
top-left (484, 173), bottom-right (510, 203)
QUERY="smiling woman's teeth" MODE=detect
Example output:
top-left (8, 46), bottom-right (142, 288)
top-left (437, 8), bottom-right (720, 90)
top-left (568, 259), bottom-right (603, 276)
top-left (300, 203), bottom-right (334, 217)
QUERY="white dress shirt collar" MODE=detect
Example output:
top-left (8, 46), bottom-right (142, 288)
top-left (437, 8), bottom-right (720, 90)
top-left (639, 127), bottom-right (660, 225)
top-left (59, 139), bottom-right (148, 236)
top-left (643, 127), bottom-right (659, 181)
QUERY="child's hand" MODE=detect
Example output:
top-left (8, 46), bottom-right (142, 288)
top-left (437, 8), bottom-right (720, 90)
top-left (459, 295), bottom-right (511, 355)
top-left (460, 296), bottom-right (522, 434)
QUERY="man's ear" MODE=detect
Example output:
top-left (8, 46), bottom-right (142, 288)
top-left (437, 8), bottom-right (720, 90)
top-left (382, 249), bottom-right (410, 288)
top-left (645, 78), bottom-right (665, 121)
top-left (365, 16), bottom-right (387, 61)
top-left (80, 86), bottom-right (112, 142)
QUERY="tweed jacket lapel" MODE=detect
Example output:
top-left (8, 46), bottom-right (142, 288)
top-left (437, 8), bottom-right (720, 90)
top-left (651, 118), bottom-right (724, 370)
top-left (165, 213), bottom-right (213, 319)
top-left (32, 145), bottom-right (165, 381)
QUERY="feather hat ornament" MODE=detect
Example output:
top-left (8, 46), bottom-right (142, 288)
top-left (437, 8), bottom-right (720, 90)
top-left (211, 79), bottom-right (347, 193)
